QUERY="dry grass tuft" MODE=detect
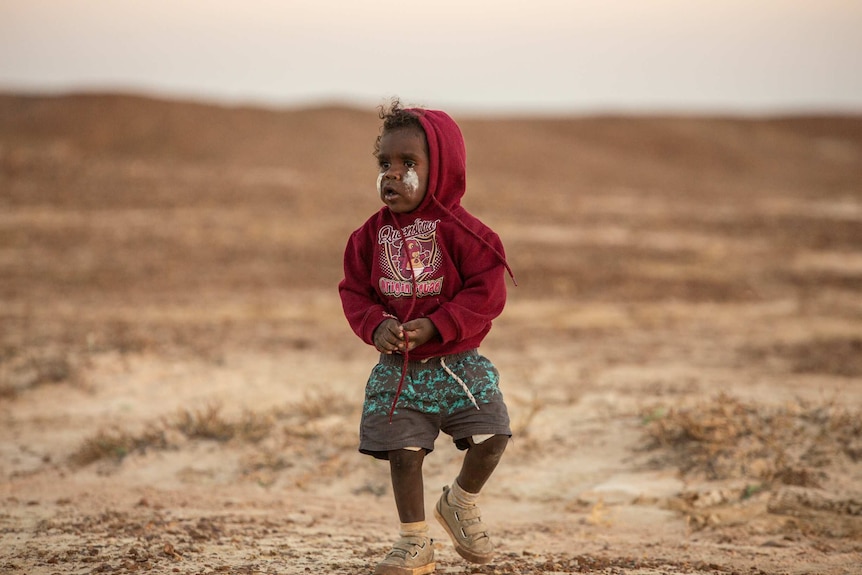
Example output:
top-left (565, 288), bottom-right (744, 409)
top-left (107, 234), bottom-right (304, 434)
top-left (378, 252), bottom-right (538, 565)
top-left (70, 393), bottom-right (358, 467)
top-left (70, 425), bottom-right (169, 466)
top-left (0, 350), bottom-right (81, 398)
top-left (642, 393), bottom-right (862, 485)
top-left (170, 404), bottom-right (273, 443)
top-left (70, 405), bottom-right (274, 466)
top-left (644, 394), bottom-right (862, 537)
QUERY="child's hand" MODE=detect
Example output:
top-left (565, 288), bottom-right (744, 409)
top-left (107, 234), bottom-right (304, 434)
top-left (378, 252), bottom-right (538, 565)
top-left (400, 318), bottom-right (438, 351)
top-left (373, 318), bottom-right (404, 354)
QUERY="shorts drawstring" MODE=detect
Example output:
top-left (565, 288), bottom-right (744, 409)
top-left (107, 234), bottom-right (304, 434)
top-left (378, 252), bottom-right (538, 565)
top-left (441, 356), bottom-right (480, 411)
top-left (383, 350), bottom-right (482, 419)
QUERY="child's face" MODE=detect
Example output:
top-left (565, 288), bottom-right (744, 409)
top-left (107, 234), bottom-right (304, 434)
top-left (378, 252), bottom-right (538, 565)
top-left (376, 127), bottom-right (429, 214)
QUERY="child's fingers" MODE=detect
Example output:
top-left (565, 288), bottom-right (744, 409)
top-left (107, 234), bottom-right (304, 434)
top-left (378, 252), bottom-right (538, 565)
top-left (376, 336), bottom-right (401, 353)
top-left (374, 320), bottom-right (406, 353)
top-left (400, 319), bottom-right (424, 332)
top-left (383, 320), bottom-right (404, 339)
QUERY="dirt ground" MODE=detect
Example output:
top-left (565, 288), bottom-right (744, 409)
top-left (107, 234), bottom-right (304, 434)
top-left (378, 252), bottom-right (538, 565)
top-left (1, 94), bottom-right (861, 574)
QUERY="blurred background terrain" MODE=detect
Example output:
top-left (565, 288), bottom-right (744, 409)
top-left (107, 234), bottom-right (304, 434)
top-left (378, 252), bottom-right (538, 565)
top-left (4, 2), bottom-right (862, 572)
top-left (1, 93), bottom-right (861, 574)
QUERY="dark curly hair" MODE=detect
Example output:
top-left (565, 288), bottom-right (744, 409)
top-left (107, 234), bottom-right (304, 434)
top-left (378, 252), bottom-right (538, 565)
top-left (373, 98), bottom-right (425, 158)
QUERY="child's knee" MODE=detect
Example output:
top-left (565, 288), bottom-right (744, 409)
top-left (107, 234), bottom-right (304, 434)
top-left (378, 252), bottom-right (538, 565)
top-left (471, 434), bottom-right (509, 458)
top-left (389, 448), bottom-right (425, 471)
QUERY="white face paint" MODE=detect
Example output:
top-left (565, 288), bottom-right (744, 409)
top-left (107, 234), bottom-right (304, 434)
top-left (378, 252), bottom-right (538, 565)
top-left (377, 166), bottom-right (420, 196)
top-left (403, 167), bottom-right (419, 193)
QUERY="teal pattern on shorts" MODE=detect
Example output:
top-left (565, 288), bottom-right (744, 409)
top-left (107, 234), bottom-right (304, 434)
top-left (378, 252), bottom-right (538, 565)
top-left (363, 353), bottom-right (502, 417)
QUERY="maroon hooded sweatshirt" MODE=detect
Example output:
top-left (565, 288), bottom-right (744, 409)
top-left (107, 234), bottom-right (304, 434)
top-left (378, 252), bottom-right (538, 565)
top-left (339, 109), bottom-right (512, 360)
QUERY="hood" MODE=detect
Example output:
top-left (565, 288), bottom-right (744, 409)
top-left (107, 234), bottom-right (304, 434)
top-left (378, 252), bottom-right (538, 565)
top-left (409, 108), bottom-right (466, 213)
top-left (403, 107), bottom-right (517, 287)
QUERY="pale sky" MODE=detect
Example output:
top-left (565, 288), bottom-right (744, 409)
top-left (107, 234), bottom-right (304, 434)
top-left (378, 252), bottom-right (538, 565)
top-left (2, 0), bottom-right (861, 114)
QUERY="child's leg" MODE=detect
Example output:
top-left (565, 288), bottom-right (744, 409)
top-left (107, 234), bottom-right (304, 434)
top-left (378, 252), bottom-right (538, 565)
top-left (389, 448), bottom-right (426, 522)
top-left (434, 434), bottom-right (508, 565)
top-left (375, 449), bottom-right (435, 575)
top-left (456, 434), bottom-right (508, 493)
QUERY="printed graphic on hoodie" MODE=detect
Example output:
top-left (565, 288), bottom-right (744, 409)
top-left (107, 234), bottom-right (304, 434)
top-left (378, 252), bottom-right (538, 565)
top-left (377, 218), bottom-right (443, 298)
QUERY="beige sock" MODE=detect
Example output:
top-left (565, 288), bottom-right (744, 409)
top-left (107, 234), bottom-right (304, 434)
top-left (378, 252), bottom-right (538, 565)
top-left (449, 479), bottom-right (480, 508)
top-left (399, 521), bottom-right (429, 538)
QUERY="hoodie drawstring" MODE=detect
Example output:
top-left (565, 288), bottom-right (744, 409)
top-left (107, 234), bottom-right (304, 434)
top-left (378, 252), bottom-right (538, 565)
top-left (431, 196), bottom-right (517, 286)
top-left (387, 211), bottom-right (419, 423)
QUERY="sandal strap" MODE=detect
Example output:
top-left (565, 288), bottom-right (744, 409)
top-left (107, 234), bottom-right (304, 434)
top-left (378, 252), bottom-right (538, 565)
top-left (461, 522), bottom-right (488, 538)
top-left (387, 535), bottom-right (429, 558)
top-left (455, 506), bottom-right (482, 521)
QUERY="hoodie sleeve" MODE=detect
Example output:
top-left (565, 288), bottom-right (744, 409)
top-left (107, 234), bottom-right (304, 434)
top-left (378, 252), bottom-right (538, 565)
top-left (428, 231), bottom-right (507, 344)
top-left (338, 227), bottom-right (389, 345)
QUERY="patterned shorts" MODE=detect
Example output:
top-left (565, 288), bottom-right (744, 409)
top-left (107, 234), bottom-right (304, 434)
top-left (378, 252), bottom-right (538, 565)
top-left (359, 349), bottom-right (511, 460)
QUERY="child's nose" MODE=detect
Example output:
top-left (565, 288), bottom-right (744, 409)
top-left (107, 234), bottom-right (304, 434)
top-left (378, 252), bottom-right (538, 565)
top-left (384, 166), bottom-right (402, 179)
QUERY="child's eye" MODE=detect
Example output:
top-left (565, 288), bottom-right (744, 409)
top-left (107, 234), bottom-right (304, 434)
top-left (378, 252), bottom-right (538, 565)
top-left (404, 161), bottom-right (416, 168)
top-left (379, 161), bottom-right (390, 170)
